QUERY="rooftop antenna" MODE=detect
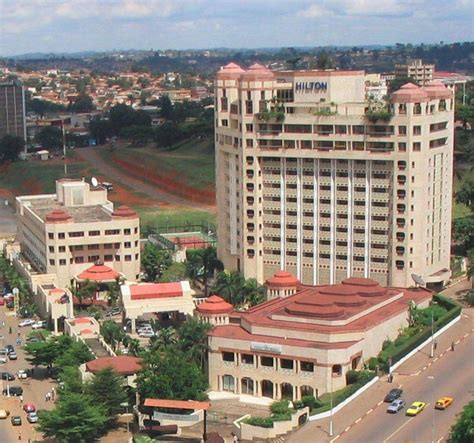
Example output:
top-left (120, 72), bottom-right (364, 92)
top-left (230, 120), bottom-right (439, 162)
top-left (91, 177), bottom-right (99, 188)
top-left (411, 273), bottom-right (425, 288)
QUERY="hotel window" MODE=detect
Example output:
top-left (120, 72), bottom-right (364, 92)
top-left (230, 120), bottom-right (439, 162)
top-left (69, 231), bottom-right (84, 238)
top-left (104, 243), bottom-right (113, 249)
top-left (222, 352), bottom-right (235, 362)
top-left (59, 259), bottom-right (66, 266)
top-left (241, 378), bottom-right (254, 395)
top-left (280, 359), bottom-right (294, 370)
top-left (88, 255), bottom-right (99, 263)
top-left (245, 101), bottom-right (253, 114)
top-left (398, 142), bottom-right (407, 152)
top-left (59, 246), bottom-right (66, 253)
top-left (124, 229), bottom-right (131, 235)
top-left (332, 365), bottom-right (342, 376)
top-left (88, 244), bottom-right (100, 250)
top-left (58, 233), bottom-right (65, 239)
top-left (246, 124), bottom-right (253, 132)
top-left (398, 126), bottom-right (407, 135)
top-left (241, 354), bottom-right (254, 365)
top-left (413, 142), bottom-right (421, 151)
top-left (413, 125), bottom-right (421, 135)
top-left (115, 255), bottom-right (120, 261)
top-left (49, 259), bottom-right (55, 266)
top-left (135, 241), bottom-right (139, 247)
top-left (246, 139), bottom-right (254, 148)
top-left (221, 119), bottom-right (228, 127)
top-left (89, 230), bottom-right (100, 236)
top-left (134, 227), bottom-right (138, 234)
top-left (114, 243), bottom-right (121, 248)
top-left (48, 233), bottom-right (54, 240)
top-left (105, 229), bottom-right (120, 235)
top-left (300, 361), bottom-right (314, 372)
top-left (222, 375), bottom-right (235, 392)
top-left (220, 97), bottom-right (228, 112)
top-left (124, 242), bottom-right (131, 248)
top-left (124, 255), bottom-right (132, 261)
top-left (104, 255), bottom-right (113, 261)
top-left (261, 356), bottom-right (274, 367)
top-left (49, 246), bottom-right (54, 253)
top-left (74, 257), bottom-right (84, 264)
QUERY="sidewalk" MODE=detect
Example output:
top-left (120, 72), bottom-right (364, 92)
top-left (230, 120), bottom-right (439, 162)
top-left (288, 308), bottom-right (473, 443)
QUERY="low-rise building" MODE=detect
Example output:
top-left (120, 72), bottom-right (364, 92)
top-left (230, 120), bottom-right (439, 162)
top-left (16, 179), bottom-right (140, 288)
top-left (81, 355), bottom-right (142, 387)
top-left (207, 272), bottom-right (431, 401)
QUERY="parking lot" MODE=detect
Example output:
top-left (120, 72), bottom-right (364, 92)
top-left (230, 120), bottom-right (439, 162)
top-left (0, 307), bottom-right (57, 442)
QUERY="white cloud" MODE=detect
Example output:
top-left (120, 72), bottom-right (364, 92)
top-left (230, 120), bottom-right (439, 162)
top-left (297, 4), bottom-right (330, 18)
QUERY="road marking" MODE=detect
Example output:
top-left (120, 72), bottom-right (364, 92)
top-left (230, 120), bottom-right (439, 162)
top-left (436, 436), bottom-right (444, 443)
top-left (377, 400), bottom-right (383, 406)
top-left (382, 416), bottom-right (416, 442)
top-left (344, 426), bottom-right (351, 432)
top-left (366, 408), bottom-right (374, 415)
top-left (463, 333), bottom-right (469, 338)
top-left (455, 339), bottom-right (460, 345)
top-left (355, 417), bottom-right (362, 424)
top-left (433, 357), bottom-right (439, 362)
top-left (329, 435), bottom-right (340, 443)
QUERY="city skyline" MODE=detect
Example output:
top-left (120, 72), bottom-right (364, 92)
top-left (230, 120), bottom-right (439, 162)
top-left (1, 0), bottom-right (473, 57)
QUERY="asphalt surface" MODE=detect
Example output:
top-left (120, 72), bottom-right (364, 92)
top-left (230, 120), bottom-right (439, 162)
top-left (337, 330), bottom-right (473, 443)
top-left (0, 308), bottom-right (56, 443)
top-left (0, 202), bottom-right (16, 238)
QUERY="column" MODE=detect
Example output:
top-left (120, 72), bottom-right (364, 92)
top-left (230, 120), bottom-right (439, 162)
top-left (275, 383), bottom-right (280, 400)
top-left (295, 360), bottom-right (299, 374)
top-left (131, 318), bottom-right (136, 333)
top-left (293, 385), bottom-right (298, 402)
top-left (53, 318), bottom-right (58, 334)
top-left (235, 377), bottom-right (240, 394)
top-left (256, 380), bottom-right (261, 397)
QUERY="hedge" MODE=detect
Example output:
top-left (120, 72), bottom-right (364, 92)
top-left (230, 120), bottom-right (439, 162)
top-left (376, 295), bottom-right (461, 371)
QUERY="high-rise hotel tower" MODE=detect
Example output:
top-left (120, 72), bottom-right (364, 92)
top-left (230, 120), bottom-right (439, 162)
top-left (215, 63), bottom-right (453, 288)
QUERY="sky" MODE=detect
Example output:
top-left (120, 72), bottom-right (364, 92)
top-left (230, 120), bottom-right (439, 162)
top-left (0, 0), bottom-right (473, 56)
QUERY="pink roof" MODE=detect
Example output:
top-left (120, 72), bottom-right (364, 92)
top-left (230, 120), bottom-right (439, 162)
top-left (391, 83), bottom-right (429, 103)
top-left (77, 264), bottom-right (121, 282)
top-left (80, 328), bottom-right (94, 334)
top-left (86, 356), bottom-right (142, 375)
top-left (197, 295), bottom-right (233, 314)
top-left (49, 288), bottom-right (66, 295)
top-left (45, 209), bottom-right (72, 224)
top-left (434, 71), bottom-right (469, 79)
top-left (266, 271), bottom-right (300, 288)
top-left (73, 317), bottom-right (92, 324)
top-left (241, 63), bottom-right (274, 81)
top-left (423, 80), bottom-right (453, 99)
top-left (111, 205), bottom-right (138, 219)
top-left (130, 282), bottom-right (183, 300)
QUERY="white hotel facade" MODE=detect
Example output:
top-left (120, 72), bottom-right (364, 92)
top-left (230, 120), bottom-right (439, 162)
top-left (215, 64), bottom-right (454, 288)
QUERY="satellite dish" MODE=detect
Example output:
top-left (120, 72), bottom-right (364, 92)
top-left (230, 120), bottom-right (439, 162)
top-left (411, 273), bottom-right (425, 287)
top-left (91, 177), bottom-right (98, 187)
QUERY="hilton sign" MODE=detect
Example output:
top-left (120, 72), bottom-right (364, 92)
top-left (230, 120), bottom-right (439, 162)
top-left (295, 81), bottom-right (328, 93)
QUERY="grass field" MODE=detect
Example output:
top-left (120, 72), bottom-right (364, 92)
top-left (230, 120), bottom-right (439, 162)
top-left (137, 207), bottom-right (216, 232)
top-left (98, 137), bottom-right (215, 190)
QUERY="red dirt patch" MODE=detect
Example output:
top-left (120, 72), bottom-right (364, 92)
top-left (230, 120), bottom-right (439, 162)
top-left (110, 154), bottom-right (216, 206)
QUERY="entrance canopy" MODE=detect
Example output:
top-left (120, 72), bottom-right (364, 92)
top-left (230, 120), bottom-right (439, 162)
top-left (144, 398), bottom-right (210, 410)
top-left (75, 263), bottom-right (122, 282)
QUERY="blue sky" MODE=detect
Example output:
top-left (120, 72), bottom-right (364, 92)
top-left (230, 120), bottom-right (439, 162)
top-left (0, 0), bottom-right (473, 56)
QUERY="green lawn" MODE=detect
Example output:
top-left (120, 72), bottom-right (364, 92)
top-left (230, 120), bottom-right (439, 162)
top-left (0, 159), bottom-right (93, 195)
top-left (99, 137), bottom-right (215, 189)
top-left (137, 207), bottom-right (216, 233)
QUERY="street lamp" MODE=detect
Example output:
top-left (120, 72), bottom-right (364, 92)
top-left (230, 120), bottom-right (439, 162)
top-left (428, 376), bottom-right (435, 443)
top-left (329, 372), bottom-right (334, 437)
top-left (430, 301), bottom-right (438, 358)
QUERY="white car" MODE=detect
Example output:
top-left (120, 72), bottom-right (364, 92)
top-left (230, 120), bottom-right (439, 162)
top-left (0, 356), bottom-right (6, 364)
top-left (32, 321), bottom-right (47, 330)
top-left (18, 319), bottom-right (35, 327)
top-left (17, 370), bottom-right (29, 380)
top-left (138, 329), bottom-right (155, 338)
top-left (27, 411), bottom-right (38, 423)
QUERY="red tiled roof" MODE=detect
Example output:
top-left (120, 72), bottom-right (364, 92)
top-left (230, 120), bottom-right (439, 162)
top-left (45, 209), bottom-right (73, 224)
top-left (391, 83), bottom-right (429, 102)
top-left (77, 264), bottom-right (121, 282)
top-left (144, 398), bottom-right (210, 410)
top-left (111, 205), bottom-right (138, 219)
top-left (130, 282), bottom-right (183, 300)
top-left (86, 356), bottom-right (142, 375)
top-left (80, 328), bottom-right (94, 334)
top-left (266, 271), bottom-right (300, 288)
top-left (423, 80), bottom-right (452, 99)
top-left (197, 295), bottom-right (233, 314)
top-left (73, 317), bottom-right (92, 324)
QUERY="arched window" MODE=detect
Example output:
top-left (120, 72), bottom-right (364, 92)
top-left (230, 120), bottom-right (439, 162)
top-left (222, 375), bottom-right (235, 392)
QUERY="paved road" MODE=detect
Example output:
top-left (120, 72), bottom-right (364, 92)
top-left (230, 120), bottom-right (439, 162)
top-left (0, 308), bottom-right (56, 443)
top-left (0, 202), bottom-right (16, 238)
top-left (76, 147), bottom-right (216, 211)
top-left (289, 308), bottom-right (474, 443)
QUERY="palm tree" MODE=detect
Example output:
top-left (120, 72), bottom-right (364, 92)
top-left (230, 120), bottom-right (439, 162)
top-left (177, 318), bottom-right (212, 370)
top-left (210, 271), bottom-right (245, 306)
top-left (106, 277), bottom-right (124, 306)
top-left (101, 320), bottom-right (125, 352)
top-left (150, 327), bottom-right (177, 352)
top-left (242, 278), bottom-right (266, 307)
top-left (186, 247), bottom-right (223, 296)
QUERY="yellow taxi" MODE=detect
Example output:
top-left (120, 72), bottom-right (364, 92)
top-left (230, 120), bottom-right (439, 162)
top-left (0, 409), bottom-right (10, 419)
top-left (406, 401), bottom-right (426, 416)
top-left (435, 397), bottom-right (453, 410)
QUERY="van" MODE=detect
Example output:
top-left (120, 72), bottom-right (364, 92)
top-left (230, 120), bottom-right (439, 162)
top-left (101, 182), bottom-right (113, 191)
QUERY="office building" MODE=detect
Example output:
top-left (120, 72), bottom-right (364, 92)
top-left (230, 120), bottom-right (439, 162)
top-left (16, 179), bottom-right (140, 288)
top-left (395, 59), bottom-right (434, 85)
top-left (0, 80), bottom-right (27, 143)
top-left (215, 64), bottom-right (454, 288)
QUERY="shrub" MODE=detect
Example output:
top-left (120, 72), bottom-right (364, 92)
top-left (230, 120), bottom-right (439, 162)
top-left (382, 339), bottom-right (392, 350)
top-left (367, 357), bottom-right (379, 370)
top-left (270, 400), bottom-right (290, 415)
top-left (244, 417), bottom-right (274, 428)
top-left (302, 395), bottom-right (320, 411)
top-left (346, 370), bottom-right (359, 385)
top-left (293, 400), bottom-right (304, 409)
top-left (271, 413), bottom-right (292, 422)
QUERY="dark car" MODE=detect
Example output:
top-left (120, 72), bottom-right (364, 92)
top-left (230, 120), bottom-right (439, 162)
top-left (3, 386), bottom-right (23, 396)
top-left (384, 388), bottom-right (403, 403)
top-left (5, 345), bottom-right (14, 354)
top-left (1, 372), bottom-right (15, 381)
top-left (6, 300), bottom-right (14, 309)
top-left (11, 415), bottom-right (22, 426)
top-left (26, 337), bottom-right (42, 344)
top-left (47, 367), bottom-right (60, 379)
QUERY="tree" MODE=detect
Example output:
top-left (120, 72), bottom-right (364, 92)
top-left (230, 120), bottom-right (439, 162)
top-left (453, 217), bottom-right (474, 251)
top-left (456, 175), bottom-right (474, 209)
top-left (141, 244), bottom-right (172, 281)
top-left (186, 246), bottom-right (223, 296)
top-left (71, 280), bottom-right (98, 306)
top-left (101, 320), bottom-right (125, 352)
top-left (315, 51), bottom-right (333, 70)
top-left (448, 400), bottom-right (474, 443)
top-left (389, 76), bottom-right (419, 93)
top-left (86, 367), bottom-right (127, 418)
top-left (38, 392), bottom-right (108, 443)
top-left (36, 126), bottom-right (62, 150)
top-left (24, 341), bottom-right (61, 368)
top-left (69, 94), bottom-right (95, 113)
top-left (242, 278), bottom-right (266, 307)
top-left (136, 349), bottom-right (208, 401)
top-left (455, 104), bottom-right (474, 129)
top-left (58, 366), bottom-right (84, 394)
top-left (211, 270), bottom-right (246, 306)
top-left (123, 337), bottom-right (143, 356)
top-left (0, 134), bottom-right (24, 162)
top-left (55, 341), bottom-right (93, 369)
top-left (109, 104), bottom-right (137, 134)
top-left (119, 125), bottom-right (154, 146)
top-left (158, 262), bottom-right (187, 282)
top-left (157, 95), bottom-right (174, 120)
top-left (150, 326), bottom-right (176, 351)
top-left (105, 277), bottom-right (124, 306)
top-left (177, 318), bottom-right (212, 370)
top-left (88, 117), bottom-right (112, 145)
